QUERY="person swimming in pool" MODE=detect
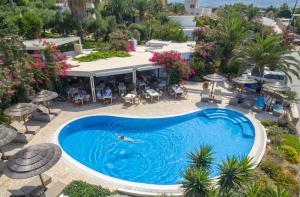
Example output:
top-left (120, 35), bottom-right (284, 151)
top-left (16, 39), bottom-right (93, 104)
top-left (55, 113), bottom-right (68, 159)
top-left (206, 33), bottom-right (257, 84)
top-left (117, 134), bottom-right (143, 143)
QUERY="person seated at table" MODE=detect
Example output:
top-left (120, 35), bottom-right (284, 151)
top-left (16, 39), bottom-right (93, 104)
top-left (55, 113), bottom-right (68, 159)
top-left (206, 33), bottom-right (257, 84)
top-left (96, 90), bottom-right (102, 100)
top-left (104, 87), bottom-right (112, 97)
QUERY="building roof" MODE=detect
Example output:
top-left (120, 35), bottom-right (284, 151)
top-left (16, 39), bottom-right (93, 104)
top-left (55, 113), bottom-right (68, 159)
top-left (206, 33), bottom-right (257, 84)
top-left (24, 37), bottom-right (80, 50)
top-left (66, 42), bottom-right (194, 77)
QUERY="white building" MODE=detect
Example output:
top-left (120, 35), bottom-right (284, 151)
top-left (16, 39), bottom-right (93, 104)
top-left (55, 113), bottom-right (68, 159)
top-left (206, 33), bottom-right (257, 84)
top-left (184, 0), bottom-right (212, 16)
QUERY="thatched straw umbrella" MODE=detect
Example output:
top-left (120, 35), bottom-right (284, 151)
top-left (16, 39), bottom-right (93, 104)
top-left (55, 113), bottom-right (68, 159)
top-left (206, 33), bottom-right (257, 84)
top-left (203, 73), bottom-right (226, 98)
top-left (263, 81), bottom-right (289, 109)
top-left (0, 127), bottom-right (17, 158)
top-left (4, 143), bottom-right (61, 189)
top-left (4, 103), bottom-right (38, 132)
top-left (31, 90), bottom-right (58, 113)
top-left (232, 75), bottom-right (257, 98)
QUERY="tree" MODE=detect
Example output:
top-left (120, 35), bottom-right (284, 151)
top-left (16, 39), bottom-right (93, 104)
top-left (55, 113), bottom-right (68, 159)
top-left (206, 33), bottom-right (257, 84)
top-left (188, 144), bottom-right (214, 169)
top-left (134, 0), bottom-right (148, 21)
top-left (182, 167), bottom-right (213, 197)
top-left (213, 11), bottom-right (250, 73)
top-left (106, 0), bottom-right (127, 24)
top-left (278, 3), bottom-right (292, 18)
top-left (53, 10), bottom-right (78, 36)
top-left (218, 156), bottom-right (254, 195)
top-left (67, 0), bottom-right (90, 40)
top-left (230, 34), bottom-right (300, 82)
top-left (10, 12), bottom-right (43, 39)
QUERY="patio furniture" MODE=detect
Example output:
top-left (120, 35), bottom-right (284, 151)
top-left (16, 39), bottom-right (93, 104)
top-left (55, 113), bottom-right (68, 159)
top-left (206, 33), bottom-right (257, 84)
top-left (13, 133), bottom-right (33, 144)
top-left (0, 127), bottom-right (17, 160)
top-left (232, 75), bottom-right (257, 98)
top-left (84, 94), bottom-right (91, 103)
top-left (171, 85), bottom-right (184, 99)
top-left (4, 143), bottom-right (62, 194)
top-left (263, 81), bottom-right (289, 111)
top-left (134, 95), bottom-right (141, 104)
top-left (203, 73), bottom-right (226, 99)
top-left (37, 105), bottom-right (61, 116)
top-left (201, 89), bottom-right (210, 102)
top-left (10, 121), bottom-right (40, 135)
top-left (122, 93), bottom-right (136, 104)
top-left (242, 99), bottom-right (255, 109)
top-left (146, 89), bottom-right (160, 102)
top-left (8, 174), bottom-right (52, 197)
top-left (213, 89), bottom-right (222, 103)
top-left (229, 97), bottom-right (239, 106)
top-left (31, 90), bottom-right (58, 114)
top-left (4, 103), bottom-right (38, 133)
top-left (30, 111), bottom-right (55, 122)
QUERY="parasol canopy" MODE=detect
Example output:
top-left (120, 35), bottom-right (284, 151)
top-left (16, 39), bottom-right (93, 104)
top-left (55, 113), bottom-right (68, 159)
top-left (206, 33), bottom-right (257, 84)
top-left (4, 103), bottom-right (37, 117)
top-left (203, 73), bottom-right (226, 82)
top-left (4, 143), bottom-right (61, 180)
top-left (0, 127), bottom-right (17, 147)
top-left (31, 90), bottom-right (58, 103)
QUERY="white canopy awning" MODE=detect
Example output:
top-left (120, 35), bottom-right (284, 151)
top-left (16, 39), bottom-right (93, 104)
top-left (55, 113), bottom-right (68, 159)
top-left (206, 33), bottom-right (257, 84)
top-left (24, 37), bottom-right (80, 50)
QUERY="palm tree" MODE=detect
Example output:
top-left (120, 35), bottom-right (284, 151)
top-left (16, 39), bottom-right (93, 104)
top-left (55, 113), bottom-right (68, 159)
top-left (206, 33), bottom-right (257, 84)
top-left (134, 0), bottom-right (148, 21)
top-left (242, 182), bottom-right (262, 197)
top-left (182, 167), bottom-right (213, 197)
top-left (106, 0), bottom-right (127, 24)
top-left (218, 156), bottom-right (254, 195)
top-left (213, 11), bottom-right (250, 73)
top-left (67, 0), bottom-right (91, 40)
top-left (231, 34), bottom-right (300, 82)
top-left (188, 144), bottom-right (214, 169)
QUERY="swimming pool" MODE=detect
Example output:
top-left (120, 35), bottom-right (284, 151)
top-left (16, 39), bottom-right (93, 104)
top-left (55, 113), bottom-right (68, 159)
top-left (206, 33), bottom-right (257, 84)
top-left (58, 108), bottom-right (256, 185)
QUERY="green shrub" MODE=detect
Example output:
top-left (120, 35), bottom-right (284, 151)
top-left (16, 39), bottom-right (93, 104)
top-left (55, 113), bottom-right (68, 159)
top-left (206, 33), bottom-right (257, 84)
top-left (74, 51), bottom-right (130, 62)
top-left (283, 134), bottom-right (300, 154)
top-left (280, 145), bottom-right (300, 164)
top-left (260, 159), bottom-right (283, 181)
top-left (260, 120), bottom-right (275, 127)
top-left (0, 109), bottom-right (11, 124)
top-left (266, 125), bottom-right (287, 145)
top-left (63, 181), bottom-right (113, 197)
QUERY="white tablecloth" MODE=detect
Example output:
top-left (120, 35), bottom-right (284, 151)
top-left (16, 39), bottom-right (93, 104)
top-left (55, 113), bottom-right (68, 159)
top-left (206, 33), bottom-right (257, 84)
top-left (172, 85), bottom-right (184, 94)
top-left (146, 89), bottom-right (159, 97)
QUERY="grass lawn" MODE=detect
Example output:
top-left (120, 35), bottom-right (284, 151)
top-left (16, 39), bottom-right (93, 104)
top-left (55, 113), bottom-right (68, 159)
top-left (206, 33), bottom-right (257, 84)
top-left (283, 134), bottom-right (300, 154)
top-left (74, 51), bottom-right (130, 62)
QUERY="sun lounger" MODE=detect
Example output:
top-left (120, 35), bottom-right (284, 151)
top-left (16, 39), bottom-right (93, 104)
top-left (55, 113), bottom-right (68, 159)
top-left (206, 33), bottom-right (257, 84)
top-left (201, 89), bottom-right (210, 102)
top-left (242, 99), bottom-right (255, 109)
top-left (44, 181), bottom-right (66, 197)
top-left (251, 96), bottom-right (265, 112)
top-left (8, 174), bottom-right (52, 197)
top-left (273, 105), bottom-right (284, 117)
top-left (10, 121), bottom-right (40, 135)
top-left (213, 89), bottom-right (222, 103)
top-left (37, 104), bottom-right (61, 116)
top-left (12, 133), bottom-right (33, 144)
top-left (229, 97), bottom-right (239, 106)
top-left (30, 111), bottom-right (55, 122)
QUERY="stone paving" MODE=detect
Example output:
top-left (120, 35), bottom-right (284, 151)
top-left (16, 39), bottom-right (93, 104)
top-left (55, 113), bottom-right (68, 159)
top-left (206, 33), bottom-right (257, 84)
top-left (0, 82), bottom-right (277, 197)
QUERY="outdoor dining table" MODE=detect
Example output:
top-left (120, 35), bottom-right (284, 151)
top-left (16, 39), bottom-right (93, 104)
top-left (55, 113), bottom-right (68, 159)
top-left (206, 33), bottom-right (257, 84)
top-left (171, 85), bottom-right (184, 99)
top-left (74, 95), bottom-right (85, 105)
top-left (125, 93), bottom-right (136, 104)
top-left (103, 95), bottom-right (113, 104)
top-left (146, 89), bottom-right (160, 102)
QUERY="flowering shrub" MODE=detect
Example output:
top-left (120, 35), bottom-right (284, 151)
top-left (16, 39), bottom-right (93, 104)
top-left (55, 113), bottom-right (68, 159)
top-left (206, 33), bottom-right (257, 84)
top-left (27, 39), bottom-right (71, 87)
top-left (109, 30), bottom-right (130, 51)
top-left (0, 36), bottom-right (70, 107)
top-left (192, 27), bottom-right (208, 42)
top-left (149, 51), bottom-right (194, 84)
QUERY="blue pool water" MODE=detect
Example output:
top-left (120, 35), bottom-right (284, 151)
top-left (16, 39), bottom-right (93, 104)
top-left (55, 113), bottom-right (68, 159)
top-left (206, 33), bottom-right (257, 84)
top-left (58, 108), bottom-right (255, 185)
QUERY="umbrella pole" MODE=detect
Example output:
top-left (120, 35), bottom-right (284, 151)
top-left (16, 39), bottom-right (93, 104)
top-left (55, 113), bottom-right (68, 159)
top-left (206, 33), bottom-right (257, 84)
top-left (46, 102), bottom-right (51, 114)
top-left (39, 174), bottom-right (47, 189)
top-left (0, 148), bottom-right (5, 159)
top-left (22, 116), bottom-right (28, 133)
top-left (211, 82), bottom-right (215, 99)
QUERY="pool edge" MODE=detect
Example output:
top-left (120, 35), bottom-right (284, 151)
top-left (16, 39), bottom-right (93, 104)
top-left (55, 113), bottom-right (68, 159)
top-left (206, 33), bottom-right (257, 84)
top-left (53, 106), bottom-right (267, 196)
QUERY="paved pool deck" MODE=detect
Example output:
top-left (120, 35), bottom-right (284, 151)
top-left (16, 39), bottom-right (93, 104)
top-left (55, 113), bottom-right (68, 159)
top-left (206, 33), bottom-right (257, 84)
top-left (0, 82), bottom-right (277, 196)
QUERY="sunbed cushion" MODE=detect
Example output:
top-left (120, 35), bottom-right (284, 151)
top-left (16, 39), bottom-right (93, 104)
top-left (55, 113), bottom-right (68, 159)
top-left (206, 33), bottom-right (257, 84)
top-left (20, 174), bottom-right (52, 194)
top-left (31, 111), bottom-right (55, 122)
top-left (13, 133), bottom-right (33, 144)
